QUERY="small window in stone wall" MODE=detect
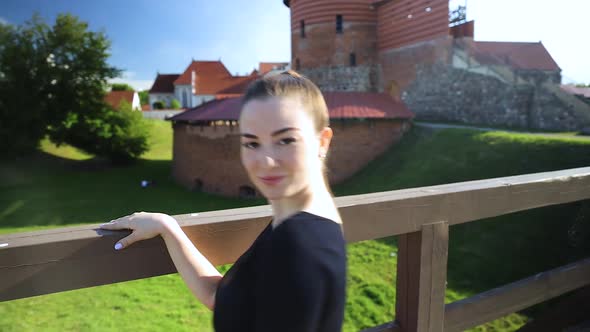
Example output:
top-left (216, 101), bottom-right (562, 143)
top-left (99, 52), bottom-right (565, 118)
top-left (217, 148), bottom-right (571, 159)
top-left (336, 15), bottom-right (343, 33)
top-left (350, 53), bottom-right (356, 66)
top-left (300, 20), bottom-right (305, 38)
top-left (295, 58), bottom-right (300, 70)
top-left (239, 186), bottom-right (257, 199)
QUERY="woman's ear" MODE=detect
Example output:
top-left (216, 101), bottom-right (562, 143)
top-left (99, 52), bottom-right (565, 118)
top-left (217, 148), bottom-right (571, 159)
top-left (319, 127), bottom-right (333, 157)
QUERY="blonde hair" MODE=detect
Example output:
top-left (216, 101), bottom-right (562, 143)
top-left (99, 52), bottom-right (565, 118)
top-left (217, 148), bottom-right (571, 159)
top-left (241, 70), bottom-right (333, 193)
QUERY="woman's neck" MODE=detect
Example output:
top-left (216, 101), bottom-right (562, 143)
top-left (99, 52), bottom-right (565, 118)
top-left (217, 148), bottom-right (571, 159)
top-left (269, 181), bottom-right (341, 228)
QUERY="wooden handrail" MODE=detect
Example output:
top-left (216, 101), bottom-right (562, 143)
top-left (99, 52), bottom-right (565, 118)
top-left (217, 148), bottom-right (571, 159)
top-left (2, 166), bottom-right (590, 331)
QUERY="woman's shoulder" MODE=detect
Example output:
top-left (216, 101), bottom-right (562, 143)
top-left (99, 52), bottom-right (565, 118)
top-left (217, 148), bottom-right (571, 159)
top-left (270, 211), bottom-right (345, 251)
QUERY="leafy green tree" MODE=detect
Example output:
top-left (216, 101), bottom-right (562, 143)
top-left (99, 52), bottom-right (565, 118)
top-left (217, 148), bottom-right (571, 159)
top-left (0, 13), bottom-right (149, 162)
top-left (62, 100), bottom-right (151, 163)
top-left (153, 101), bottom-right (166, 109)
top-left (111, 83), bottom-right (134, 91)
top-left (170, 99), bottom-right (181, 109)
top-left (138, 90), bottom-right (149, 105)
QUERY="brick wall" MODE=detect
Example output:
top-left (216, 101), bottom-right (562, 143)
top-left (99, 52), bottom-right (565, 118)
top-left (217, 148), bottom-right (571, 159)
top-left (172, 119), bottom-right (409, 197)
top-left (293, 22), bottom-right (378, 69)
top-left (379, 37), bottom-right (454, 93)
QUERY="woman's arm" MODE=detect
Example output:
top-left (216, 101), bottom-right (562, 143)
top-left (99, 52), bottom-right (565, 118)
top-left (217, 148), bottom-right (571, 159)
top-left (160, 219), bottom-right (222, 311)
top-left (100, 212), bottom-right (222, 311)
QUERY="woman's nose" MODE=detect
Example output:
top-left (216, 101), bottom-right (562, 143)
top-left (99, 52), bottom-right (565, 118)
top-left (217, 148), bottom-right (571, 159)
top-left (259, 150), bottom-right (278, 168)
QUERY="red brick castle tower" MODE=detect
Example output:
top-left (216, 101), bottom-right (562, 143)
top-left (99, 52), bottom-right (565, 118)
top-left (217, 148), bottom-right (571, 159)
top-left (283, 0), bottom-right (451, 94)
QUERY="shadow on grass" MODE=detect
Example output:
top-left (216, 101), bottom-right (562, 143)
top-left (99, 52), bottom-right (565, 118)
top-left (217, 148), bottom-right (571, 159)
top-left (0, 150), bottom-right (260, 231)
top-left (333, 125), bottom-right (590, 321)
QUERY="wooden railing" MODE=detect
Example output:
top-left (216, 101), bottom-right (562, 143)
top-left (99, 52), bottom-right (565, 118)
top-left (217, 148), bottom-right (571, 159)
top-left (2, 167), bottom-right (590, 331)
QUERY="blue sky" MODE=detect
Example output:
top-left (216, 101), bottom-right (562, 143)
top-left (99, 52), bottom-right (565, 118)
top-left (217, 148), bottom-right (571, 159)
top-left (1, 0), bottom-right (588, 90)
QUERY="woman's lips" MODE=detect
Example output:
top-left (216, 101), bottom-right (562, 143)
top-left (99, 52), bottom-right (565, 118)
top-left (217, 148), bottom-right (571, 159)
top-left (259, 176), bottom-right (285, 186)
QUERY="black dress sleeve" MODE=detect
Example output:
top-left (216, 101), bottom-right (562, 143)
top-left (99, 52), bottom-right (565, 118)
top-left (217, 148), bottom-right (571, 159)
top-left (254, 224), bottom-right (339, 332)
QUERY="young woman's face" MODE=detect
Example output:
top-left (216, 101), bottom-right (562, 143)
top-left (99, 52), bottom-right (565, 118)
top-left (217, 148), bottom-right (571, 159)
top-left (239, 96), bottom-right (326, 200)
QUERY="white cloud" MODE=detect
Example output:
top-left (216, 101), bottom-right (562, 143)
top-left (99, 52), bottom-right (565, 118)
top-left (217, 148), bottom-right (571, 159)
top-left (0, 17), bottom-right (9, 25)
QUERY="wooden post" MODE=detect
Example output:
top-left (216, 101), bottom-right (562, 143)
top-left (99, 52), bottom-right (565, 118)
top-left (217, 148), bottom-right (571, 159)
top-left (395, 221), bottom-right (449, 332)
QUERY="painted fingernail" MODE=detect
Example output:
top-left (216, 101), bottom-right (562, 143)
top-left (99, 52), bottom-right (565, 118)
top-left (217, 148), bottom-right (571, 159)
top-left (114, 243), bottom-right (123, 250)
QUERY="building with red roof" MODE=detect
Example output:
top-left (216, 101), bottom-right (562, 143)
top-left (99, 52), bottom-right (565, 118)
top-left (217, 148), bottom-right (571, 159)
top-left (105, 90), bottom-right (141, 111)
top-left (258, 62), bottom-right (289, 75)
top-left (167, 91), bottom-right (413, 197)
top-left (162, 0), bottom-right (590, 197)
top-left (148, 61), bottom-right (286, 110)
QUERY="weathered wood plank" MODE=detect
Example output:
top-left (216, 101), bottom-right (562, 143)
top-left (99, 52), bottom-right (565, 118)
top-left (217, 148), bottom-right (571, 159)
top-left (395, 231), bottom-right (422, 331)
top-left (516, 285), bottom-right (590, 332)
top-left (444, 257), bottom-right (590, 332)
top-left (1, 167), bottom-right (589, 301)
top-left (395, 222), bottom-right (448, 332)
top-left (0, 205), bottom-right (272, 302)
top-left (339, 166), bottom-right (590, 242)
top-left (419, 222), bottom-right (448, 332)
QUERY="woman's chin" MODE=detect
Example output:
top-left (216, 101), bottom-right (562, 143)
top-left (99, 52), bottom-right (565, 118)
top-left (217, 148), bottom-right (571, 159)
top-left (261, 189), bottom-right (286, 201)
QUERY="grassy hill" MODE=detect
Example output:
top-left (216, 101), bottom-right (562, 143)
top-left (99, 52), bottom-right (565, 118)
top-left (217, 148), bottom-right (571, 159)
top-left (1, 119), bottom-right (589, 331)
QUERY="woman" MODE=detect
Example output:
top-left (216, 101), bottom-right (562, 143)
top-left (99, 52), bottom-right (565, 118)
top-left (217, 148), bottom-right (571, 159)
top-left (100, 71), bottom-right (347, 331)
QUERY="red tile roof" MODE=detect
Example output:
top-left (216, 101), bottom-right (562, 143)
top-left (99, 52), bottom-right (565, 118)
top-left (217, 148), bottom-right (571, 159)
top-left (173, 60), bottom-right (264, 95)
top-left (174, 61), bottom-right (233, 94)
top-left (105, 91), bottom-right (135, 109)
top-left (561, 84), bottom-right (590, 98)
top-left (324, 92), bottom-right (413, 119)
top-left (259, 62), bottom-right (289, 74)
top-left (149, 74), bottom-right (180, 93)
top-left (168, 92), bottom-right (414, 122)
top-left (216, 75), bottom-right (259, 95)
top-left (473, 41), bottom-right (560, 71)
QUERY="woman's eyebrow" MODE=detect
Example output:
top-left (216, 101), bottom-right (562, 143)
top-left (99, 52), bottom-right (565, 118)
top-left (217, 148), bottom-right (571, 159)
top-left (240, 127), bottom-right (299, 139)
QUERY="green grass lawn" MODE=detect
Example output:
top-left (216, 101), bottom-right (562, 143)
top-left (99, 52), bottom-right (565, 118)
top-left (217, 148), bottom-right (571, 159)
top-left (1, 119), bottom-right (589, 331)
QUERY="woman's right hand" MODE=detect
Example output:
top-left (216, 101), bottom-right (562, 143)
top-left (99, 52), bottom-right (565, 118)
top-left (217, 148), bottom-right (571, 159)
top-left (99, 211), bottom-right (179, 250)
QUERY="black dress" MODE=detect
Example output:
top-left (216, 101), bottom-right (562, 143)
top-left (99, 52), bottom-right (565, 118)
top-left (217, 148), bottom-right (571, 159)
top-left (213, 211), bottom-right (347, 332)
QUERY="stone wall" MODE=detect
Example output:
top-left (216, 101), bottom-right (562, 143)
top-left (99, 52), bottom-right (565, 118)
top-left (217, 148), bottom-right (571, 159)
top-left (142, 110), bottom-right (185, 120)
top-left (300, 64), bottom-right (380, 92)
top-left (517, 69), bottom-right (561, 85)
top-left (171, 119), bottom-right (409, 197)
top-left (404, 64), bottom-right (590, 131)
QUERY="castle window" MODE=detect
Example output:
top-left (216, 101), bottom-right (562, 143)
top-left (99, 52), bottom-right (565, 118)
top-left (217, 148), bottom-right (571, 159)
top-left (193, 179), bottom-right (203, 192)
top-left (350, 53), bottom-right (356, 66)
top-left (300, 20), bottom-right (305, 38)
top-left (336, 15), bottom-right (343, 33)
top-left (295, 58), bottom-right (300, 70)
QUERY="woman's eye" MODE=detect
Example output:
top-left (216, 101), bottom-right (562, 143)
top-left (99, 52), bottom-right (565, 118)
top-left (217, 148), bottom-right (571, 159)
top-left (241, 142), bottom-right (259, 149)
top-left (278, 137), bottom-right (296, 145)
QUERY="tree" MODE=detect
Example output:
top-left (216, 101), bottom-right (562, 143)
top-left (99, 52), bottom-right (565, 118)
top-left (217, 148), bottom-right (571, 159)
top-left (111, 83), bottom-right (134, 91)
top-left (153, 101), bottom-right (166, 109)
top-left (56, 100), bottom-right (152, 163)
top-left (138, 90), bottom-right (149, 105)
top-left (0, 13), bottom-right (149, 162)
top-left (170, 99), bottom-right (181, 109)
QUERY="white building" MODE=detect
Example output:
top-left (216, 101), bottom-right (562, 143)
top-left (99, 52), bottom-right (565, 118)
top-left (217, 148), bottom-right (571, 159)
top-left (148, 61), bottom-right (290, 110)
